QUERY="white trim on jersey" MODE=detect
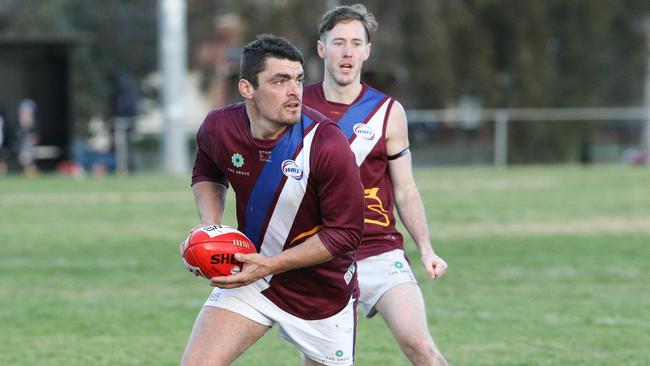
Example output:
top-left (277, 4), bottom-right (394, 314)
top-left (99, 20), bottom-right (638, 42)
top-left (259, 124), bottom-right (320, 282)
top-left (350, 98), bottom-right (392, 167)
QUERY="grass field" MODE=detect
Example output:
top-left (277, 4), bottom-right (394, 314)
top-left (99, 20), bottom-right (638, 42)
top-left (1, 165), bottom-right (649, 366)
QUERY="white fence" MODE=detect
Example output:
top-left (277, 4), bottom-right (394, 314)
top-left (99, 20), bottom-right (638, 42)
top-left (406, 107), bottom-right (650, 166)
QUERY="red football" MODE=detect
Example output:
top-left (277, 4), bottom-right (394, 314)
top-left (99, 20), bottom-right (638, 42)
top-left (181, 224), bottom-right (257, 279)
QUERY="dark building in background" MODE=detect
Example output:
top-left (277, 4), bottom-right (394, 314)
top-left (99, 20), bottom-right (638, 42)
top-left (0, 35), bottom-right (81, 171)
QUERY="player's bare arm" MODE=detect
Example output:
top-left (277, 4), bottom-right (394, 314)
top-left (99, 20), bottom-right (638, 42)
top-left (181, 182), bottom-right (229, 277)
top-left (191, 181), bottom-right (227, 224)
top-left (386, 101), bottom-right (448, 279)
top-left (210, 234), bottom-right (334, 288)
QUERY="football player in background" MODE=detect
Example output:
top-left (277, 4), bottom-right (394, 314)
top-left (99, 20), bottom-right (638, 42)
top-left (303, 4), bottom-right (449, 365)
top-left (181, 34), bottom-right (364, 366)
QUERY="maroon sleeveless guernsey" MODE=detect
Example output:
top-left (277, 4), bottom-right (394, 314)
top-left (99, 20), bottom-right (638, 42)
top-left (191, 103), bottom-right (364, 319)
top-left (303, 83), bottom-right (405, 260)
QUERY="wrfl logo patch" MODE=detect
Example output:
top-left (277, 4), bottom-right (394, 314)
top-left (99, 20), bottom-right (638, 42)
top-left (353, 123), bottom-right (375, 140)
top-left (281, 160), bottom-right (303, 180)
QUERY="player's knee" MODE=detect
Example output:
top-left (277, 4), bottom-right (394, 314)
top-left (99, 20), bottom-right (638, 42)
top-left (181, 344), bottom-right (232, 366)
top-left (400, 336), bottom-right (447, 366)
top-left (182, 354), bottom-right (231, 366)
top-left (402, 334), bottom-right (429, 353)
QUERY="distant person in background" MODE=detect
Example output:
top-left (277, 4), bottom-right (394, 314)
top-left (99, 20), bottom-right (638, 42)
top-left (85, 118), bottom-right (115, 176)
top-left (70, 119), bottom-right (117, 178)
top-left (0, 108), bottom-right (9, 174)
top-left (110, 72), bottom-right (140, 174)
top-left (303, 4), bottom-right (449, 365)
top-left (16, 99), bottom-right (39, 176)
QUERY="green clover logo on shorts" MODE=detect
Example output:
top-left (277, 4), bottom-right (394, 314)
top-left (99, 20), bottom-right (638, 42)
top-left (231, 153), bottom-right (244, 168)
top-left (335, 350), bottom-right (344, 357)
top-left (394, 261), bottom-right (403, 269)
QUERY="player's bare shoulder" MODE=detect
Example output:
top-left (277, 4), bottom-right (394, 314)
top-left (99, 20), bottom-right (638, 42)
top-left (385, 99), bottom-right (409, 153)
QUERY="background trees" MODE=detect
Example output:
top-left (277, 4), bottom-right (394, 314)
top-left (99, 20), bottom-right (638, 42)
top-left (1, 0), bottom-right (648, 163)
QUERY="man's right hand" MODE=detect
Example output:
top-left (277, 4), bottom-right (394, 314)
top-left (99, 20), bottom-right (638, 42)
top-left (209, 253), bottom-right (274, 288)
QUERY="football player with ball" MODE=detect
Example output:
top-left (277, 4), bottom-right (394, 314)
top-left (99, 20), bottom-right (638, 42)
top-left (181, 35), bottom-right (365, 366)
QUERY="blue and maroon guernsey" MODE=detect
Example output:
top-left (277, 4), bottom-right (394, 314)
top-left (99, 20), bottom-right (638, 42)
top-left (303, 82), bottom-right (405, 261)
top-left (191, 103), bottom-right (364, 320)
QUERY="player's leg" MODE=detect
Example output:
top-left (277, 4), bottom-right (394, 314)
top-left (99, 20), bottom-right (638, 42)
top-left (180, 306), bottom-right (268, 366)
top-left (280, 296), bottom-right (357, 366)
top-left (375, 283), bottom-right (448, 366)
top-left (300, 352), bottom-right (326, 366)
top-left (357, 250), bottom-right (447, 366)
top-left (181, 284), bottom-right (274, 366)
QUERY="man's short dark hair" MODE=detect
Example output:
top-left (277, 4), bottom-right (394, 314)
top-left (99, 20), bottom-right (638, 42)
top-left (239, 34), bottom-right (304, 88)
top-left (319, 4), bottom-right (378, 42)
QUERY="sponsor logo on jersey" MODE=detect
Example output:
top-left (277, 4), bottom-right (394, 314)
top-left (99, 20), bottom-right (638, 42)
top-left (231, 153), bottom-right (245, 168)
top-left (344, 271), bottom-right (351, 284)
top-left (258, 149), bottom-right (272, 162)
top-left (228, 153), bottom-right (249, 176)
top-left (281, 159), bottom-right (303, 180)
top-left (353, 123), bottom-right (375, 140)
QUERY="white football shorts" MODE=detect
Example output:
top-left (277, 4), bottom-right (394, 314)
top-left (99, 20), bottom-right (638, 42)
top-left (204, 279), bottom-right (357, 366)
top-left (357, 248), bottom-right (418, 318)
